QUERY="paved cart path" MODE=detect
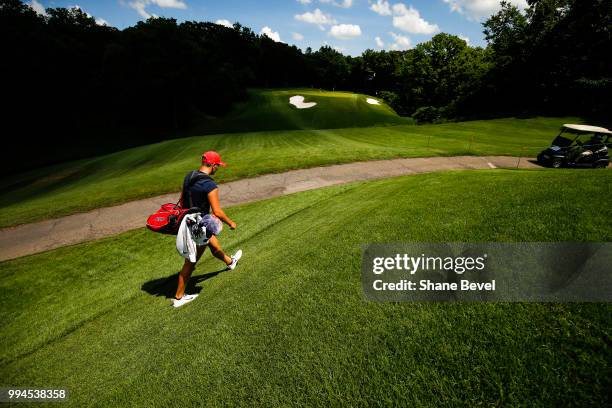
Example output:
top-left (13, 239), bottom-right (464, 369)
top-left (0, 155), bottom-right (539, 261)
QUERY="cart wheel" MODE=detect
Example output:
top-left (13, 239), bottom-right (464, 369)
top-left (593, 162), bottom-right (608, 169)
top-left (551, 158), bottom-right (563, 168)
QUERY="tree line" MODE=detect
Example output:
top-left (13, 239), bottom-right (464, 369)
top-left (1, 0), bottom-right (609, 173)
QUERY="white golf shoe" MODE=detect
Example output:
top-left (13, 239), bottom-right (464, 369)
top-left (172, 293), bottom-right (199, 308)
top-left (227, 249), bottom-right (243, 270)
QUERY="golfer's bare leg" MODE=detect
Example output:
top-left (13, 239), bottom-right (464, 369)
top-left (175, 245), bottom-right (207, 299)
top-left (207, 236), bottom-right (232, 266)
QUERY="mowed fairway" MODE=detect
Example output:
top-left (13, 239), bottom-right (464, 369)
top-left (1, 169), bottom-right (610, 406)
top-left (0, 116), bottom-right (578, 227)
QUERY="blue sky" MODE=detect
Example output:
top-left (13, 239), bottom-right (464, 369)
top-left (28, 0), bottom-right (528, 56)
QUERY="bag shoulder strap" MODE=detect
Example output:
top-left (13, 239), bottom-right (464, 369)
top-left (180, 170), bottom-right (212, 208)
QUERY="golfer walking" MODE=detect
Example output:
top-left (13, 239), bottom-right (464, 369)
top-left (174, 150), bottom-right (242, 307)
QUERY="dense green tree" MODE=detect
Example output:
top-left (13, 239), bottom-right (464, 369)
top-left (310, 46), bottom-right (351, 91)
top-left (482, 0), bottom-right (611, 118)
top-left (397, 34), bottom-right (491, 117)
top-left (353, 50), bottom-right (403, 96)
top-left (483, 1), bottom-right (528, 68)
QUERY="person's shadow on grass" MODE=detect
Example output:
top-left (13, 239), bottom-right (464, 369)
top-left (141, 267), bottom-right (228, 299)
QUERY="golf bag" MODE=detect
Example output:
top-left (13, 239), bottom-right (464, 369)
top-left (146, 171), bottom-right (211, 235)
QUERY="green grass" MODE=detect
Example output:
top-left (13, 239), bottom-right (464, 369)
top-left (1, 169), bottom-right (610, 406)
top-left (0, 116), bottom-right (579, 227)
top-left (195, 88), bottom-right (412, 133)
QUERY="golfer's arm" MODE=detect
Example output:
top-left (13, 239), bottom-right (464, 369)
top-left (208, 188), bottom-right (234, 226)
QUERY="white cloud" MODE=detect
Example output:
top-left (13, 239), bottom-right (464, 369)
top-left (318, 0), bottom-right (352, 8)
top-left (335, 0), bottom-right (353, 7)
top-left (329, 24), bottom-right (361, 39)
top-left (127, 0), bottom-right (187, 19)
top-left (443, 0), bottom-right (528, 20)
top-left (370, 0), bottom-right (391, 16)
top-left (389, 32), bottom-right (411, 50)
top-left (29, 0), bottom-right (47, 16)
top-left (70, 5), bottom-right (109, 26)
top-left (128, 1), bottom-right (152, 18)
top-left (151, 0), bottom-right (187, 8)
top-left (459, 34), bottom-right (470, 45)
top-left (292, 32), bottom-right (305, 41)
top-left (215, 19), bottom-right (233, 28)
top-left (295, 8), bottom-right (337, 29)
top-left (261, 26), bottom-right (282, 42)
top-left (296, 0), bottom-right (312, 3)
top-left (392, 3), bottom-right (440, 35)
top-left (375, 36), bottom-right (385, 48)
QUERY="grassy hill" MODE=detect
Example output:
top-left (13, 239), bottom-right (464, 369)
top-left (0, 116), bottom-right (578, 227)
top-left (1, 169), bottom-right (610, 406)
top-left (8, 89), bottom-right (410, 176)
top-left (192, 88), bottom-right (412, 133)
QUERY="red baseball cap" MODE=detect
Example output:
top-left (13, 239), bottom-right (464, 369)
top-left (201, 151), bottom-right (226, 166)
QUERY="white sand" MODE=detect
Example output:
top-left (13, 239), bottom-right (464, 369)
top-left (366, 98), bottom-right (381, 105)
top-left (289, 95), bottom-right (317, 109)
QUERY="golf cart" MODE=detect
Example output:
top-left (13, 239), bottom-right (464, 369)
top-left (537, 124), bottom-right (611, 168)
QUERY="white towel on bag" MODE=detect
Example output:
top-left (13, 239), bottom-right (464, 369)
top-left (176, 213), bottom-right (223, 262)
top-left (176, 213), bottom-right (202, 263)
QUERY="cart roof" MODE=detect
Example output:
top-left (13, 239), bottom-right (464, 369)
top-left (562, 124), bottom-right (612, 134)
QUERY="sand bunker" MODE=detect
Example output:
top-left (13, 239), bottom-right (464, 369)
top-left (289, 95), bottom-right (317, 109)
top-left (366, 98), bottom-right (381, 105)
